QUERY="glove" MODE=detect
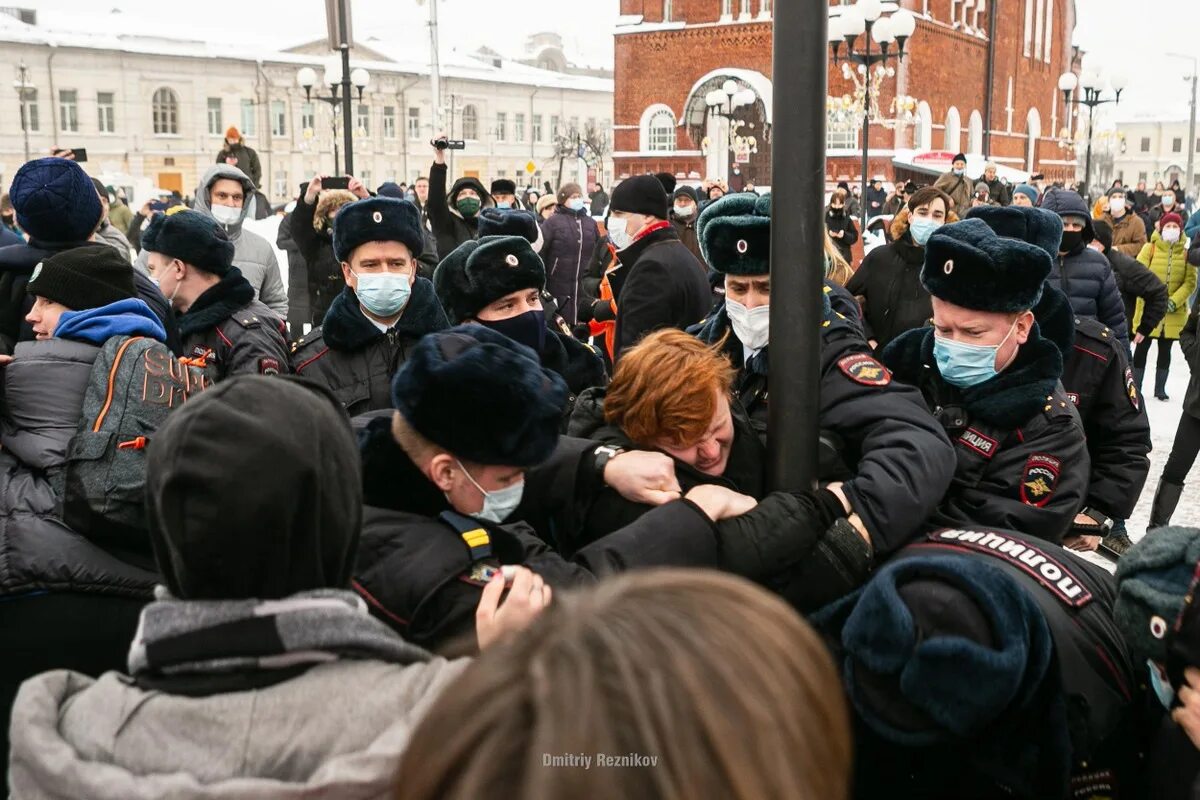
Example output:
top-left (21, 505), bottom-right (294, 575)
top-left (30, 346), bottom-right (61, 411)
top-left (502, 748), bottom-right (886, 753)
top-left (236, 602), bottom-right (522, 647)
top-left (714, 489), bottom-right (845, 580)
top-left (1169, 299), bottom-right (1179, 313)
top-left (778, 518), bottom-right (874, 613)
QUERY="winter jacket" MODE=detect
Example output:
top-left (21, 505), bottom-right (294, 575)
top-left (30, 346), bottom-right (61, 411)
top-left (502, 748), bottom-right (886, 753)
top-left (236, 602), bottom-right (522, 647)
top-left (845, 225), bottom-right (931, 351)
top-left (688, 298), bottom-right (955, 556)
top-left (1134, 232), bottom-right (1196, 339)
top-left (138, 165), bottom-right (288, 318)
top-left (0, 239), bottom-right (177, 355)
top-left (93, 221), bottom-right (133, 260)
top-left (107, 200), bottom-right (133, 237)
top-left (1104, 211), bottom-right (1148, 258)
top-left (426, 162), bottom-right (493, 258)
top-left (612, 224), bottom-right (711, 360)
top-left (1107, 247), bottom-right (1169, 338)
top-left (289, 195), bottom-right (348, 326)
top-left (291, 281), bottom-right (449, 416)
top-left (1181, 302), bottom-right (1200, 418)
top-left (882, 327), bottom-right (1090, 545)
top-left (541, 204), bottom-right (600, 325)
top-left (670, 211), bottom-right (704, 265)
top-left (177, 268), bottom-right (291, 380)
top-left (9, 654), bottom-right (466, 799)
top-left (824, 207), bottom-right (859, 264)
top-left (865, 185), bottom-right (889, 217)
top-left (933, 171), bottom-right (973, 216)
top-left (276, 211), bottom-right (311, 332)
top-left (1185, 208), bottom-right (1200, 240)
top-left (214, 139), bottom-right (262, 188)
top-left (977, 176), bottom-right (1012, 206)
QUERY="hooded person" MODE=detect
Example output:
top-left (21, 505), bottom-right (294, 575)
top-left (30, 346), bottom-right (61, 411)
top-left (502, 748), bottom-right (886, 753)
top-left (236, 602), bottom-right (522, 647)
top-left (433, 235), bottom-right (605, 426)
top-left (538, 181), bottom-right (600, 326)
top-left (214, 124), bottom-right (262, 188)
top-left (880, 218), bottom-right (1090, 544)
top-left (137, 164), bottom-right (288, 319)
top-left (291, 197), bottom-right (449, 416)
top-left (142, 210), bottom-right (290, 380)
top-left (0, 244), bottom-right (166, 759)
top-left (427, 139), bottom-right (495, 258)
top-left (669, 185), bottom-right (704, 264)
top-left (1039, 188), bottom-right (1129, 346)
top-left (377, 181), bottom-right (440, 278)
top-left (815, 532), bottom-right (1136, 800)
top-left (0, 157), bottom-right (174, 354)
top-left (968, 205), bottom-right (1151, 558)
top-left (7, 376), bottom-right (481, 798)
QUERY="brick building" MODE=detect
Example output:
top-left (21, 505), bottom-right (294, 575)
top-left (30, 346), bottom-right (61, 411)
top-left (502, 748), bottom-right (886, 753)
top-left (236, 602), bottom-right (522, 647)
top-left (613, 0), bottom-right (1081, 190)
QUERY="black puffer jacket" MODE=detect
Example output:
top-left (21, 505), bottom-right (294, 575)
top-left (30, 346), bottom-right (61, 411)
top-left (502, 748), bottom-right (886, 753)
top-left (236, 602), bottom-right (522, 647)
top-left (276, 211), bottom-right (311, 331)
top-left (426, 163), bottom-right (494, 258)
top-left (1040, 189), bottom-right (1129, 346)
top-left (1107, 247), bottom-right (1168, 338)
top-left (824, 207), bottom-right (859, 263)
top-left (845, 228), bottom-right (931, 351)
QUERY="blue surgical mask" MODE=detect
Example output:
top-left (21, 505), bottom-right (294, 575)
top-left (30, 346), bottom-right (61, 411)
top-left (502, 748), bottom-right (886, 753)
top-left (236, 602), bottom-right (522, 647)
top-left (909, 217), bottom-right (942, 246)
top-left (566, 198), bottom-right (586, 212)
top-left (353, 271), bottom-right (411, 318)
top-left (1149, 660), bottom-right (1175, 710)
top-left (456, 460), bottom-right (524, 524)
top-left (933, 321), bottom-right (1018, 388)
top-left (953, 168), bottom-right (965, 176)
top-left (495, 201), bottom-right (512, 210)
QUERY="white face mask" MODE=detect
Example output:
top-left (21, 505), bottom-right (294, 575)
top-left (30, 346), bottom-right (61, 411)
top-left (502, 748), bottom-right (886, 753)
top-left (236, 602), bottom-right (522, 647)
top-left (210, 203), bottom-right (242, 226)
top-left (1163, 227), bottom-right (1182, 244)
top-left (726, 297), bottom-right (770, 351)
top-left (674, 204), bottom-right (695, 219)
top-left (608, 216), bottom-right (634, 250)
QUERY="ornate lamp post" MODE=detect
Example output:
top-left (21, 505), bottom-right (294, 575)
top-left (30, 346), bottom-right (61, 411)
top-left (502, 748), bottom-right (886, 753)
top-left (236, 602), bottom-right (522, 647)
top-left (705, 80), bottom-right (758, 184)
top-left (1059, 68), bottom-right (1127, 202)
top-left (297, 61), bottom-right (370, 175)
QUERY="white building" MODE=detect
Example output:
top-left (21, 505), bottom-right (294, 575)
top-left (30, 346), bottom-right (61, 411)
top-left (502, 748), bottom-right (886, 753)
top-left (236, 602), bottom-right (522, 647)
top-left (0, 10), bottom-right (614, 205)
top-left (1112, 114), bottom-right (1199, 192)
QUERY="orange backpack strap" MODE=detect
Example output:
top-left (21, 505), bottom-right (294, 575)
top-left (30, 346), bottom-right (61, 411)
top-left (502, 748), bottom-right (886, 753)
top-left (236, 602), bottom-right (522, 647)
top-left (92, 337), bottom-right (143, 432)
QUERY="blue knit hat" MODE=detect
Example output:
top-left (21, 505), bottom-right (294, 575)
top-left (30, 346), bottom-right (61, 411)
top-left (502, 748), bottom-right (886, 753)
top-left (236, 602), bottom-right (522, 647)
top-left (1013, 184), bottom-right (1040, 205)
top-left (9, 157), bottom-right (102, 243)
top-left (390, 324), bottom-right (567, 466)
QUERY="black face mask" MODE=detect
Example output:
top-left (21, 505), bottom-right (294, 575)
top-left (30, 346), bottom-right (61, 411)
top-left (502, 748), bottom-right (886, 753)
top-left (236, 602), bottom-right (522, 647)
top-left (477, 309), bottom-right (547, 354)
top-left (830, 206), bottom-right (844, 216)
top-left (1060, 230), bottom-right (1084, 253)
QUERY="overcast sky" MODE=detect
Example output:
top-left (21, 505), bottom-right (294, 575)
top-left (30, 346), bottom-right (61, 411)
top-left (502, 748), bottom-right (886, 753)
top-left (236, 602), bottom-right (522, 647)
top-left (16, 0), bottom-right (1199, 119)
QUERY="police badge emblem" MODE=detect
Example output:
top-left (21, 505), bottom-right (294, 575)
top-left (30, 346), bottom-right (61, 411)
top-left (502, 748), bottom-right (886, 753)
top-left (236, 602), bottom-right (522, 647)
top-left (1020, 453), bottom-right (1061, 508)
top-left (1124, 366), bottom-right (1140, 411)
top-left (837, 353), bottom-right (892, 386)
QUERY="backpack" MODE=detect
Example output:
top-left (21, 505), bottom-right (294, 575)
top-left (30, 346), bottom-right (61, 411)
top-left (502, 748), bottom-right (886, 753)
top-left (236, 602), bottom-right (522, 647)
top-left (60, 336), bottom-right (214, 548)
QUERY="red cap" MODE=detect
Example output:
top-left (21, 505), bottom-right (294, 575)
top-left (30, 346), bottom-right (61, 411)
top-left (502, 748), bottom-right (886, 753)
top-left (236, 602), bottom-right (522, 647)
top-left (1159, 212), bottom-right (1183, 230)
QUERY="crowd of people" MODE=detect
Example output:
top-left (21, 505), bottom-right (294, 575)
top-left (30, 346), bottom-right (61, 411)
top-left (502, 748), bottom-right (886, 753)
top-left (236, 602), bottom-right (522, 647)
top-left (0, 134), bottom-right (1199, 799)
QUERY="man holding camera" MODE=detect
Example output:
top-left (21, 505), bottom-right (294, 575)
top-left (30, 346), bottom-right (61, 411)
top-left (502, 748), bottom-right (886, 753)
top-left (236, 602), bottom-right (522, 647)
top-left (427, 135), bottom-right (494, 257)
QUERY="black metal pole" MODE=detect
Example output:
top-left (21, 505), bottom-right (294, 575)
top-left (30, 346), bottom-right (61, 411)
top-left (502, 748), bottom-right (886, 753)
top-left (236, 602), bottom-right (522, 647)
top-left (983, 0), bottom-right (998, 158)
top-left (860, 30), bottom-right (872, 230)
top-left (768, 0), bottom-right (825, 492)
top-left (340, 44), bottom-right (354, 176)
top-left (1084, 101), bottom-right (1095, 201)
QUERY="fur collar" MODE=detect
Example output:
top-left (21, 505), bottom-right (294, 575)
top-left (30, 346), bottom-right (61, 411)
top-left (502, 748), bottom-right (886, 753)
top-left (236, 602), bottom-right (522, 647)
top-left (882, 326), bottom-right (1063, 429)
top-left (177, 268), bottom-right (255, 336)
top-left (322, 278), bottom-right (449, 352)
top-left (540, 330), bottom-right (606, 394)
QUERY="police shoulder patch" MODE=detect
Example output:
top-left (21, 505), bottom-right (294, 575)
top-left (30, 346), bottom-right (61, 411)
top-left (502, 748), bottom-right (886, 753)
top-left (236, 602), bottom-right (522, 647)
top-left (837, 353), bottom-right (891, 386)
top-left (259, 357), bottom-right (281, 375)
top-left (1020, 453), bottom-right (1061, 508)
top-left (461, 562), bottom-right (501, 587)
top-left (1124, 366), bottom-right (1141, 411)
top-left (957, 427), bottom-right (999, 459)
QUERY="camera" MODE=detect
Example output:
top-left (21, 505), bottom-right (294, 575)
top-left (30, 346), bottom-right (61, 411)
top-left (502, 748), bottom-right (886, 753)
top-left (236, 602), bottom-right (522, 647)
top-left (432, 137), bottom-right (466, 151)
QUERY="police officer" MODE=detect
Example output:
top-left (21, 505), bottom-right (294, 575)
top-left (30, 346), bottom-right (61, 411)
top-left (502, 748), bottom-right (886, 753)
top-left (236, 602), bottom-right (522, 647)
top-left (352, 325), bottom-right (756, 651)
top-left (142, 211), bottom-right (289, 379)
top-left (687, 192), bottom-right (956, 557)
top-left (881, 218), bottom-right (1090, 544)
top-left (433, 235), bottom-right (606, 426)
top-left (291, 197), bottom-right (449, 415)
top-left (966, 205), bottom-right (1152, 557)
top-left (815, 527), bottom-right (1137, 799)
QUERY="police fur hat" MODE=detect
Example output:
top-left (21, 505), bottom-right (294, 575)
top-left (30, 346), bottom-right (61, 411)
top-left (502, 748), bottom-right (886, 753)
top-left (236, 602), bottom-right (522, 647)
top-left (9, 157), bottom-right (102, 243)
top-left (333, 197), bottom-right (425, 262)
top-left (476, 208), bottom-right (544, 253)
top-left (1115, 526), bottom-right (1200, 666)
top-left (490, 178), bottom-right (517, 196)
top-left (921, 218), bottom-right (1052, 312)
top-left (391, 323), bottom-right (567, 466)
top-left (964, 205), bottom-right (1064, 262)
top-left (142, 210), bottom-right (235, 276)
top-left (697, 192), bottom-right (772, 275)
top-left (433, 235), bottom-right (546, 324)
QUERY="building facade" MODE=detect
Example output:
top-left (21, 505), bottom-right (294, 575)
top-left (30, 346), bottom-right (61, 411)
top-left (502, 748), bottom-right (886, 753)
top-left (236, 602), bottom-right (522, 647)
top-left (613, 0), bottom-right (1079, 188)
top-left (0, 14), bottom-right (614, 205)
top-left (1112, 116), bottom-right (1199, 193)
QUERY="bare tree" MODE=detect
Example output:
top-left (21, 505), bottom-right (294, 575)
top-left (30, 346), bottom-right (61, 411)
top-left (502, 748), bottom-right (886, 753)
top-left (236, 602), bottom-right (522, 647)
top-left (551, 122), bottom-right (611, 190)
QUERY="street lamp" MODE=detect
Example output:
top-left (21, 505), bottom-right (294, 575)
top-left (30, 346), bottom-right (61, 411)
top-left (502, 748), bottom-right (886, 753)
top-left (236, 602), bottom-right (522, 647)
top-left (12, 61), bottom-right (34, 162)
top-left (1059, 68), bottom-right (1126, 202)
top-left (297, 61), bottom-right (370, 175)
top-left (705, 80), bottom-right (756, 185)
top-left (829, 0), bottom-right (916, 228)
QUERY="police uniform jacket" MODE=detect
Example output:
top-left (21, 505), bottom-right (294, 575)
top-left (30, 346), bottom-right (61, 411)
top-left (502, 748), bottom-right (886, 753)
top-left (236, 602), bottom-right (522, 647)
top-left (350, 421), bottom-right (721, 651)
top-left (177, 268), bottom-right (290, 380)
top-left (687, 297), bottom-right (956, 556)
top-left (845, 527), bottom-right (1137, 799)
top-left (291, 281), bottom-right (449, 416)
top-left (882, 326), bottom-right (1090, 545)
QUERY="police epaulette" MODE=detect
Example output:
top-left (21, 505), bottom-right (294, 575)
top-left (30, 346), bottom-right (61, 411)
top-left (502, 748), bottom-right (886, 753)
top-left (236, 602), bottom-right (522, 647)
top-left (232, 312), bottom-right (262, 329)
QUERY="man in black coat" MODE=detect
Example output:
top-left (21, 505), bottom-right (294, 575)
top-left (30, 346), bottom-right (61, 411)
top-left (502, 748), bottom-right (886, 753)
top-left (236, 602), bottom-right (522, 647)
top-left (608, 175), bottom-right (711, 360)
top-left (1092, 218), bottom-right (1169, 348)
top-left (276, 208), bottom-right (311, 337)
top-left (427, 139), bottom-right (494, 258)
top-left (881, 218), bottom-right (1090, 545)
top-left (816, 528), bottom-right (1138, 800)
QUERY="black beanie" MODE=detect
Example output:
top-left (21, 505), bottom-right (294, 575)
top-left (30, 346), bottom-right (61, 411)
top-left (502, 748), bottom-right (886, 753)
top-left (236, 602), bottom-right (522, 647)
top-left (146, 376), bottom-right (362, 600)
top-left (27, 243), bottom-right (136, 310)
top-left (611, 175), bottom-right (670, 219)
top-left (655, 172), bottom-right (677, 195)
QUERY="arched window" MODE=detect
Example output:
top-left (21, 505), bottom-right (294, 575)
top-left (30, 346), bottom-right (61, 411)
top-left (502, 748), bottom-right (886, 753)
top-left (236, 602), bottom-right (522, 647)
top-left (461, 104), bottom-right (478, 140)
top-left (968, 110), bottom-right (984, 155)
top-left (1026, 108), bottom-right (1041, 172)
top-left (648, 109), bottom-right (677, 152)
top-left (944, 106), bottom-right (962, 152)
top-left (915, 101), bottom-right (933, 151)
top-left (152, 87), bottom-right (178, 135)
